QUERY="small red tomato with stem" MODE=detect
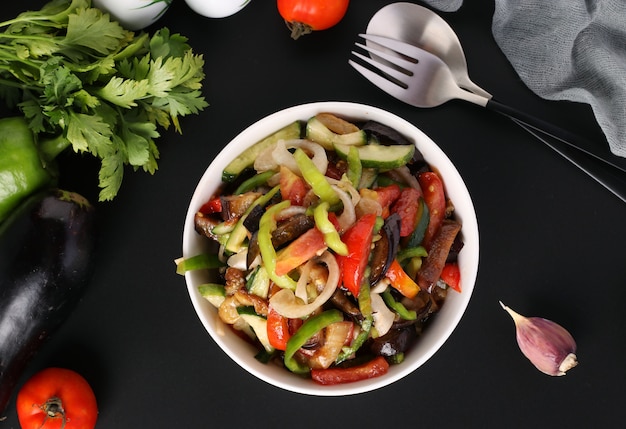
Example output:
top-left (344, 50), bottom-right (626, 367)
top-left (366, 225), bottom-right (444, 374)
top-left (277, 0), bottom-right (350, 40)
top-left (17, 367), bottom-right (98, 429)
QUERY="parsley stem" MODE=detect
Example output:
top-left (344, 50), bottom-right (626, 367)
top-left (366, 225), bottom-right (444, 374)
top-left (0, 78), bottom-right (38, 92)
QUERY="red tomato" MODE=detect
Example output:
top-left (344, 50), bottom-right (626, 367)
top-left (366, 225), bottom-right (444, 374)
top-left (17, 368), bottom-right (97, 429)
top-left (336, 213), bottom-right (377, 297)
top-left (418, 171), bottom-right (446, 249)
top-left (440, 262), bottom-right (461, 292)
top-left (311, 356), bottom-right (390, 385)
top-left (391, 187), bottom-right (421, 237)
top-left (279, 166), bottom-right (307, 206)
top-left (277, 0), bottom-right (350, 39)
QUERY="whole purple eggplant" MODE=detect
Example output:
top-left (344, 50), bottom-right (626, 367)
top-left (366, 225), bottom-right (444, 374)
top-left (0, 189), bottom-right (96, 414)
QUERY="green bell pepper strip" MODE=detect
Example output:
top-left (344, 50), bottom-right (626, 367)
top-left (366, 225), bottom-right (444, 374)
top-left (346, 145), bottom-right (362, 188)
top-left (0, 117), bottom-right (55, 224)
top-left (175, 253), bottom-right (225, 274)
top-left (234, 170), bottom-right (276, 195)
top-left (313, 201), bottom-right (348, 256)
top-left (284, 309), bottom-right (344, 374)
top-left (258, 199), bottom-right (297, 290)
top-left (293, 148), bottom-right (340, 206)
top-left (336, 279), bottom-right (373, 364)
top-left (396, 246), bottom-right (428, 263)
top-left (382, 289), bottom-right (417, 320)
top-left (224, 185), bottom-right (281, 254)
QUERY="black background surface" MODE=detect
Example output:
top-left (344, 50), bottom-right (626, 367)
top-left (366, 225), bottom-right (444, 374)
top-left (1, 1), bottom-right (625, 427)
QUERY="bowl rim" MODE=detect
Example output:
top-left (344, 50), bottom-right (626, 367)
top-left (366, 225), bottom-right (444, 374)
top-left (182, 101), bottom-right (479, 396)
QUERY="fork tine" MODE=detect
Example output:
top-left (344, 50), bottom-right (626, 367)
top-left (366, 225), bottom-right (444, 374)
top-left (359, 33), bottom-right (424, 61)
top-left (355, 42), bottom-right (417, 72)
top-left (348, 59), bottom-right (409, 102)
top-left (350, 49), bottom-right (410, 86)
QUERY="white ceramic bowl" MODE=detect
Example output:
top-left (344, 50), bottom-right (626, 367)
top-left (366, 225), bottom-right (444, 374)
top-left (182, 102), bottom-right (479, 396)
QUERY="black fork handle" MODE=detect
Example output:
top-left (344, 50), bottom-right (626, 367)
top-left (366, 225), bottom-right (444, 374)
top-left (510, 117), bottom-right (626, 203)
top-left (486, 99), bottom-right (626, 174)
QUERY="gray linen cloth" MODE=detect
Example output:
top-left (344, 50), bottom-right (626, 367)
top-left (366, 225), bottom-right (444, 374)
top-left (422, 0), bottom-right (626, 157)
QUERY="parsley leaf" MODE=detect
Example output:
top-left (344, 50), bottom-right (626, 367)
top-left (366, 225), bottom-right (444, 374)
top-left (0, 0), bottom-right (208, 202)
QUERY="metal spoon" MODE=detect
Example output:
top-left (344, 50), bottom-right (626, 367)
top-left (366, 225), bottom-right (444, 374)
top-left (364, 2), bottom-right (626, 202)
top-left (365, 2), bottom-right (491, 98)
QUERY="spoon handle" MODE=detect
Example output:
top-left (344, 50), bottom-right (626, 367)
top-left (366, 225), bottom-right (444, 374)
top-left (511, 118), bottom-right (626, 203)
top-left (486, 99), bottom-right (626, 174)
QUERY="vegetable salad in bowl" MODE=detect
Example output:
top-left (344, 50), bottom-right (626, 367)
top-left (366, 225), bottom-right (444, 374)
top-left (180, 102), bottom-right (479, 395)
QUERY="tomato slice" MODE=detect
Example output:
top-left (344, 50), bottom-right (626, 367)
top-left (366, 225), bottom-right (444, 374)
top-left (418, 171), bottom-right (446, 249)
top-left (279, 165), bottom-right (307, 206)
top-left (440, 262), bottom-right (461, 292)
top-left (17, 367), bottom-right (98, 429)
top-left (274, 227), bottom-right (327, 276)
top-left (336, 213), bottom-right (377, 297)
top-left (311, 356), bottom-right (390, 385)
top-left (375, 184), bottom-right (401, 209)
top-left (391, 187), bottom-right (421, 237)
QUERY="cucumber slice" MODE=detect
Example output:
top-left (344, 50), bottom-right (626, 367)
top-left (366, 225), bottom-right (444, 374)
top-left (334, 143), bottom-right (415, 169)
top-left (246, 265), bottom-right (270, 298)
top-left (222, 121), bottom-right (302, 182)
top-left (198, 283), bottom-right (226, 308)
top-left (306, 116), bottom-right (367, 150)
top-left (239, 313), bottom-right (274, 352)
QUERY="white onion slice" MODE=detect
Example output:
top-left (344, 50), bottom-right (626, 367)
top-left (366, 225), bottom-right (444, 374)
top-left (331, 185), bottom-right (357, 231)
top-left (295, 259), bottom-right (313, 303)
top-left (371, 292), bottom-right (395, 337)
top-left (275, 205), bottom-right (307, 221)
top-left (254, 139), bottom-right (328, 176)
top-left (269, 251), bottom-right (339, 319)
top-left (389, 165), bottom-right (421, 191)
top-left (227, 249), bottom-right (248, 270)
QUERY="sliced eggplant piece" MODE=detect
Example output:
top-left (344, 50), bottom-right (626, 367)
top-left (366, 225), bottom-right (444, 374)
top-left (369, 325), bottom-right (417, 357)
top-left (369, 213), bottom-right (401, 284)
top-left (417, 219), bottom-right (462, 291)
top-left (220, 192), bottom-right (261, 221)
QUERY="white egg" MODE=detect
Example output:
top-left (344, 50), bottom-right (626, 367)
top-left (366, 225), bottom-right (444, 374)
top-left (184, 0), bottom-right (252, 18)
top-left (93, 0), bottom-right (172, 30)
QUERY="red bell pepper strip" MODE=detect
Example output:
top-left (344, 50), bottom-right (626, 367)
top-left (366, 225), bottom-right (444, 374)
top-left (418, 171), bottom-right (446, 249)
top-left (336, 213), bottom-right (378, 297)
top-left (391, 187), bottom-right (421, 237)
top-left (199, 197), bottom-right (222, 215)
top-left (440, 262), bottom-right (461, 292)
top-left (386, 259), bottom-right (420, 298)
top-left (311, 356), bottom-right (390, 385)
top-left (267, 307), bottom-right (291, 351)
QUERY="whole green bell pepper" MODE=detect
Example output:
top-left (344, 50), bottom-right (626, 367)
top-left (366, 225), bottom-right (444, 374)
top-left (0, 117), bottom-right (55, 224)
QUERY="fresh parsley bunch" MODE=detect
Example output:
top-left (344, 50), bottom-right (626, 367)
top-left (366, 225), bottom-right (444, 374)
top-left (0, 0), bottom-right (208, 201)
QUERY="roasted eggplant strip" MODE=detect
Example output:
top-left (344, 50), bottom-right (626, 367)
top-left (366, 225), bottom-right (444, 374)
top-left (417, 219), bottom-right (462, 291)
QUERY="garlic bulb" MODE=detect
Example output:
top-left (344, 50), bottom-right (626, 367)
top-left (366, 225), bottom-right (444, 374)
top-left (500, 301), bottom-right (578, 376)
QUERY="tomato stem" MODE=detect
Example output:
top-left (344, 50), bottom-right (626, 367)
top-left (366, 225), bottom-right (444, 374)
top-left (39, 397), bottom-right (67, 429)
top-left (285, 21), bottom-right (313, 40)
